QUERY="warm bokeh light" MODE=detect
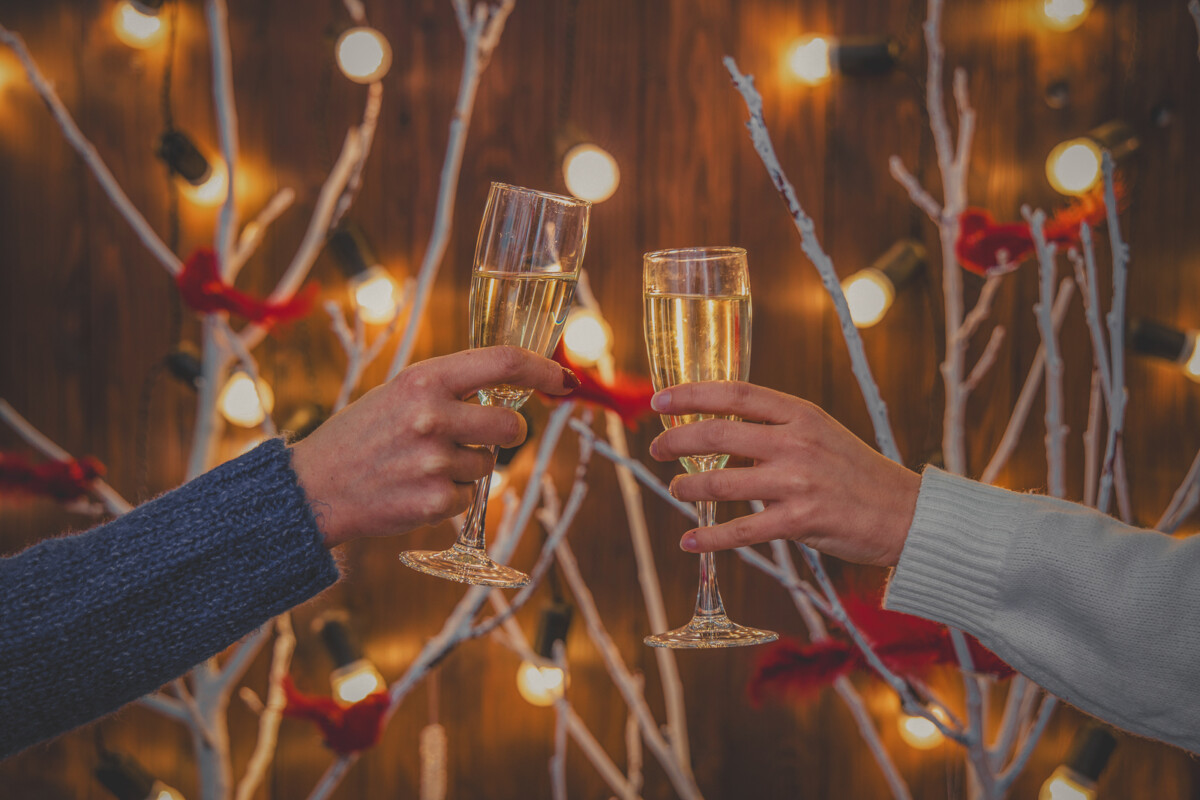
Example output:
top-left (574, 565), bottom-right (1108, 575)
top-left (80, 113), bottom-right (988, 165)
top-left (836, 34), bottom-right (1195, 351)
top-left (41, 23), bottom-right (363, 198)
top-left (562, 307), bottom-right (612, 366)
top-left (516, 660), bottom-right (565, 707)
top-left (897, 707), bottom-right (948, 750)
top-left (1041, 0), bottom-right (1093, 32)
top-left (786, 35), bottom-right (832, 84)
top-left (562, 144), bottom-right (620, 203)
top-left (1039, 767), bottom-right (1094, 800)
top-left (112, 1), bottom-right (166, 49)
top-left (330, 658), bottom-right (385, 706)
top-left (180, 161), bottom-right (229, 207)
top-left (1046, 138), bottom-right (1102, 195)
top-left (151, 781), bottom-right (188, 800)
top-left (336, 27), bottom-right (392, 84)
top-left (351, 266), bottom-right (400, 324)
top-left (218, 371), bottom-right (274, 428)
top-left (842, 268), bottom-right (895, 328)
top-left (1183, 332), bottom-right (1200, 383)
top-left (488, 467), bottom-right (508, 499)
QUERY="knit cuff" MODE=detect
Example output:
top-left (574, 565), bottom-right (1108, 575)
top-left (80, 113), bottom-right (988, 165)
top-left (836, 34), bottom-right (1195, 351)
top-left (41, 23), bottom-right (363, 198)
top-left (883, 467), bottom-right (1017, 633)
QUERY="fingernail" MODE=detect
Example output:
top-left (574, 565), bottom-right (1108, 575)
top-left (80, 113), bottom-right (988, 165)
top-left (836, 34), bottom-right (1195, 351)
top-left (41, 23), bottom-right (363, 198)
top-left (667, 476), bottom-right (678, 497)
top-left (681, 532), bottom-right (698, 552)
top-left (651, 389), bottom-right (671, 412)
top-left (649, 438), bottom-right (661, 459)
top-left (562, 367), bottom-right (581, 390)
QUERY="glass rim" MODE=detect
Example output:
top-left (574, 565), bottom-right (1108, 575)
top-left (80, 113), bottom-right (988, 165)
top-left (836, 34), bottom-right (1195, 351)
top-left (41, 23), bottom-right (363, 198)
top-left (490, 181), bottom-right (592, 208)
top-left (643, 245), bottom-right (747, 262)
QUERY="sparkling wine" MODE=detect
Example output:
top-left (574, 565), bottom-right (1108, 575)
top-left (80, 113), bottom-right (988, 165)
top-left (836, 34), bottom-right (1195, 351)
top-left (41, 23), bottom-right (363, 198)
top-left (643, 291), bottom-right (751, 472)
top-left (470, 270), bottom-right (578, 405)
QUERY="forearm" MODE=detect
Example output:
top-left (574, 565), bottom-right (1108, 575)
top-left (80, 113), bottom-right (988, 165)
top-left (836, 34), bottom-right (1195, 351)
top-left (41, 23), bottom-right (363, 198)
top-left (0, 439), bottom-right (339, 758)
top-left (885, 467), bottom-right (1200, 752)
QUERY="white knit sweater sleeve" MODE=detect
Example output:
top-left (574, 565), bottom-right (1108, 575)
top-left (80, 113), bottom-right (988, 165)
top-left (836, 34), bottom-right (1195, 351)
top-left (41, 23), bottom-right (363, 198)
top-left (884, 466), bottom-right (1200, 753)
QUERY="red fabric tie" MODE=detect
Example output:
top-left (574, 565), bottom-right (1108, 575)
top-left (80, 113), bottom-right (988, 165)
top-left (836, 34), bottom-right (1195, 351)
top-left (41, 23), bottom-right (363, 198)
top-left (176, 248), bottom-right (317, 327)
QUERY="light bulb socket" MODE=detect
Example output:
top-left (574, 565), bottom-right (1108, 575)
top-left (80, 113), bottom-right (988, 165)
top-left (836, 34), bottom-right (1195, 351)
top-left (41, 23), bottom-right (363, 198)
top-left (166, 345), bottom-right (202, 388)
top-left (95, 751), bottom-right (156, 800)
top-left (534, 602), bottom-right (573, 659)
top-left (328, 224), bottom-right (380, 280)
top-left (1127, 317), bottom-right (1189, 363)
top-left (282, 403), bottom-right (328, 442)
top-left (1064, 725), bottom-right (1117, 783)
top-left (832, 37), bottom-right (900, 77)
top-left (157, 130), bottom-right (212, 186)
top-left (1085, 119), bottom-right (1139, 161)
top-left (871, 239), bottom-right (926, 288)
top-left (130, 0), bottom-right (166, 14)
top-left (315, 611), bottom-right (361, 668)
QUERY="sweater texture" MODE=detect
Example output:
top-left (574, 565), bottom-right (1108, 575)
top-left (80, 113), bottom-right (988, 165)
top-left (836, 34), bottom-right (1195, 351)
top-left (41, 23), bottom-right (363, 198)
top-left (886, 466), bottom-right (1200, 752)
top-left (0, 438), bottom-right (339, 758)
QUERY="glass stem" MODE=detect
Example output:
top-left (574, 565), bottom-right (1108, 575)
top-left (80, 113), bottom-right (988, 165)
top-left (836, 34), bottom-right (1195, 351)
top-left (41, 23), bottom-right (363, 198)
top-left (693, 501), bottom-right (727, 619)
top-left (456, 445), bottom-right (499, 552)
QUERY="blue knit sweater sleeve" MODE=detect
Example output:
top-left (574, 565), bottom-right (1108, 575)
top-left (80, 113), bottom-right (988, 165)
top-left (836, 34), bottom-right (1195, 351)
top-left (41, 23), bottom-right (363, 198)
top-left (0, 438), bottom-right (340, 758)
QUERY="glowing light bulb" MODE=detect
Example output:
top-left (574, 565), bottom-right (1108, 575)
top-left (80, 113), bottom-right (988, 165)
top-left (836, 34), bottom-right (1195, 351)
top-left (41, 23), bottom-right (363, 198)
top-left (1046, 138), bottom-right (1102, 195)
top-left (330, 658), bottom-right (385, 706)
top-left (516, 660), bottom-right (566, 707)
top-left (350, 266), bottom-right (400, 324)
top-left (786, 35), bottom-right (832, 85)
top-left (898, 707), bottom-right (948, 750)
top-left (218, 372), bottom-right (274, 428)
top-left (1183, 333), bottom-right (1200, 383)
top-left (1041, 0), bottom-right (1092, 32)
top-left (562, 144), bottom-right (620, 203)
top-left (336, 27), bottom-right (392, 84)
top-left (562, 308), bottom-right (612, 366)
top-left (842, 268), bottom-right (895, 328)
top-left (113, 1), bottom-right (166, 49)
top-left (1039, 767), bottom-right (1095, 800)
top-left (150, 781), bottom-right (188, 800)
top-left (180, 161), bottom-right (228, 207)
top-left (488, 467), bottom-right (508, 499)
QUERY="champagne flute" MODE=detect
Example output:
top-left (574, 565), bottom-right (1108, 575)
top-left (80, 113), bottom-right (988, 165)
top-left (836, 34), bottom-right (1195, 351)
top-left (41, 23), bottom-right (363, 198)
top-left (399, 183), bottom-right (591, 587)
top-left (642, 246), bottom-right (778, 648)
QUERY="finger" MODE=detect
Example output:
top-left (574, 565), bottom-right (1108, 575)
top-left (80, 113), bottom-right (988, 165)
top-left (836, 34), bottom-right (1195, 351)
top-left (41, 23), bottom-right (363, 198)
top-left (445, 404), bottom-right (528, 447)
top-left (679, 506), bottom-right (794, 553)
top-left (650, 419), bottom-right (779, 462)
top-left (430, 346), bottom-right (579, 399)
top-left (668, 467), bottom-right (782, 503)
top-left (446, 445), bottom-right (498, 483)
top-left (651, 381), bottom-right (806, 425)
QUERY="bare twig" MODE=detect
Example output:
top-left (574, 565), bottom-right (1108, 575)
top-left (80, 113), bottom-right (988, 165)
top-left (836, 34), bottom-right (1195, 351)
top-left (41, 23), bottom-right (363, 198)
top-left (207, 0), bottom-right (239, 274)
top-left (235, 615), bottom-right (295, 800)
top-left (1024, 208), bottom-right (1068, 499)
top-left (1157, 447), bottom-right (1200, 533)
top-left (229, 188), bottom-right (296, 277)
top-left (1098, 154), bottom-right (1130, 519)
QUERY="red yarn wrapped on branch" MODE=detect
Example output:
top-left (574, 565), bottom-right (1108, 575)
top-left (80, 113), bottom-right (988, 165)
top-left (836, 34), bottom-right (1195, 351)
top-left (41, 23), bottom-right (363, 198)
top-left (0, 451), bottom-right (105, 503)
top-left (549, 340), bottom-right (656, 427)
top-left (176, 248), bottom-right (317, 327)
top-left (281, 676), bottom-right (390, 755)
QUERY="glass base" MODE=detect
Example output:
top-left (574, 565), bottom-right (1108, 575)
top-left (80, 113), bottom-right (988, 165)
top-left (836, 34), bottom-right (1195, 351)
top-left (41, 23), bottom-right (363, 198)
top-left (399, 543), bottom-right (530, 588)
top-left (644, 614), bottom-right (779, 649)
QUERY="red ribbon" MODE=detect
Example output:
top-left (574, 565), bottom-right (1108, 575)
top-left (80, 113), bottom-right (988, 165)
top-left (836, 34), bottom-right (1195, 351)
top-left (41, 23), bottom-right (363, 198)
top-left (0, 452), bottom-right (105, 502)
top-left (550, 341), bottom-right (656, 427)
top-left (176, 248), bottom-right (317, 326)
top-left (281, 676), bottom-right (390, 755)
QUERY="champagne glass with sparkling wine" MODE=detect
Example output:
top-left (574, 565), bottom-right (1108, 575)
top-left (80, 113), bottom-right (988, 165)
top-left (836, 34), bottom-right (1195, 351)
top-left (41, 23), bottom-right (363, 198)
top-left (399, 183), bottom-right (591, 588)
top-left (642, 247), bottom-right (778, 648)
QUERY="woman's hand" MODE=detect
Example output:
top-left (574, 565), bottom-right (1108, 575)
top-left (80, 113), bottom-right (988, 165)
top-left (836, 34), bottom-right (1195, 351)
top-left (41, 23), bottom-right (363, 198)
top-left (291, 346), bottom-right (579, 548)
top-left (648, 381), bottom-right (921, 567)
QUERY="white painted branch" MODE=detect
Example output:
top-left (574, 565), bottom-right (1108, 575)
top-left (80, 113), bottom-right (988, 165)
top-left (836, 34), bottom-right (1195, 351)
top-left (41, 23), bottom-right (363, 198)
top-left (331, 81), bottom-right (384, 229)
top-left (207, 0), bottom-right (239, 275)
top-left (388, 1), bottom-right (516, 378)
top-left (137, 692), bottom-right (189, 723)
top-left (550, 642), bottom-right (569, 800)
top-left (342, 0), bottom-right (367, 24)
top-left (624, 674), bottom-right (644, 799)
top-left (888, 156), bottom-right (942, 222)
top-left (235, 614), bottom-right (295, 800)
top-left (1083, 371), bottom-right (1103, 508)
top-left (229, 188), bottom-right (296, 278)
top-left (570, 418), bottom-right (697, 521)
top-left (962, 326), bottom-right (1005, 395)
top-left (187, 320), bottom-right (233, 480)
top-left (216, 319), bottom-right (279, 437)
top-left (833, 677), bottom-right (913, 800)
top-left (173, 678), bottom-right (216, 747)
top-left (958, 274), bottom-right (1004, 346)
top-left (0, 399), bottom-right (133, 515)
top-left (995, 694), bottom-right (1058, 793)
top-left (981, 280), bottom-right (1075, 484)
top-left (950, 631), bottom-right (994, 797)
top-left (216, 624), bottom-right (273, 695)
top-left (988, 675), bottom-right (1028, 770)
top-left (724, 56), bottom-right (901, 463)
top-left (1157, 447), bottom-right (1200, 533)
top-left (1098, 154), bottom-right (1130, 518)
top-left (0, 26), bottom-right (183, 276)
top-left (1023, 208), bottom-right (1067, 499)
top-left (1070, 227), bottom-right (1114, 406)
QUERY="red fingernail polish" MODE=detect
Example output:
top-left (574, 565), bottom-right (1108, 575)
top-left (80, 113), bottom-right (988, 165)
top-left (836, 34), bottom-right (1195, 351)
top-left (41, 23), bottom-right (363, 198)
top-left (681, 533), bottom-right (698, 552)
top-left (562, 368), bottom-right (581, 390)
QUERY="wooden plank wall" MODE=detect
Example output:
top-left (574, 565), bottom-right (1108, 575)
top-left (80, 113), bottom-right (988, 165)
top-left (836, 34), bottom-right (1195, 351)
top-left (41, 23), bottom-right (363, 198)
top-left (2, 0), bottom-right (1198, 797)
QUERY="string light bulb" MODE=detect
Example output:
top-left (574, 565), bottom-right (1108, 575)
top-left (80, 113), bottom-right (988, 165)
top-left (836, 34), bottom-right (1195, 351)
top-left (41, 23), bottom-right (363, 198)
top-left (842, 240), bottom-right (926, 328)
top-left (156, 131), bottom-right (228, 207)
top-left (1127, 317), bottom-right (1200, 383)
top-left (217, 371), bottom-right (274, 428)
top-left (786, 35), bottom-right (898, 85)
top-left (315, 611), bottom-right (386, 707)
top-left (1039, 726), bottom-right (1117, 800)
top-left (336, 27), bottom-right (393, 84)
top-left (1045, 120), bottom-right (1139, 196)
top-left (786, 35), bottom-right (832, 84)
top-left (112, 1), bottom-right (167, 49)
top-left (897, 707), bottom-right (949, 750)
top-left (562, 144), bottom-right (620, 203)
top-left (562, 307), bottom-right (613, 366)
top-left (328, 224), bottom-right (402, 324)
top-left (94, 750), bottom-right (187, 800)
top-left (1041, 0), bottom-right (1093, 32)
top-left (517, 603), bottom-right (572, 707)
